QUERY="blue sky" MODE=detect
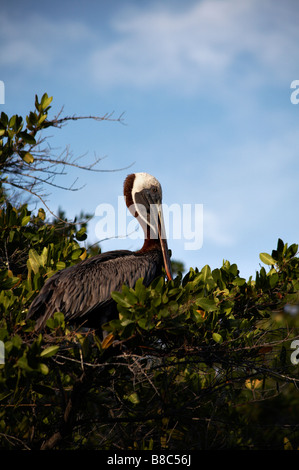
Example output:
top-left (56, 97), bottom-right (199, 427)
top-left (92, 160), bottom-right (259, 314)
top-left (1, 0), bottom-right (299, 279)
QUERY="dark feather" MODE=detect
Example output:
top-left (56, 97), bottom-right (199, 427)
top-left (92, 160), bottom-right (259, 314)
top-left (27, 249), bottom-right (163, 331)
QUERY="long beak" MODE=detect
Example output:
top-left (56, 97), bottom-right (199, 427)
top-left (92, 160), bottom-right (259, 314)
top-left (157, 206), bottom-right (173, 281)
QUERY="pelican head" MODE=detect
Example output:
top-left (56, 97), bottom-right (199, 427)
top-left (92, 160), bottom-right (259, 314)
top-left (124, 172), bottom-right (173, 281)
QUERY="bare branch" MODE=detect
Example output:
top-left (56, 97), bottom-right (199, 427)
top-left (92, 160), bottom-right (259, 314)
top-left (0, 96), bottom-right (132, 219)
top-left (51, 110), bottom-right (126, 128)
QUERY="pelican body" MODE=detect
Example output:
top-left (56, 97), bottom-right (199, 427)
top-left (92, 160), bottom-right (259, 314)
top-left (27, 173), bottom-right (173, 331)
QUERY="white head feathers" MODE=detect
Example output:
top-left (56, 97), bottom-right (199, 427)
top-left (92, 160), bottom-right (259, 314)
top-left (132, 172), bottom-right (162, 197)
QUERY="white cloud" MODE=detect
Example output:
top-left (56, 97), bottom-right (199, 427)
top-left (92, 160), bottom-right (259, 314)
top-left (1, 1), bottom-right (298, 95)
top-left (88, 0), bottom-right (299, 92)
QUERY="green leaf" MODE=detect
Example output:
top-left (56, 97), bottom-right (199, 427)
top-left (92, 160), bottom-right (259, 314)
top-left (212, 333), bottom-right (223, 343)
top-left (20, 151), bottom-right (34, 164)
top-left (0, 270), bottom-right (20, 289)
top-left (35, 94), bottom-right (40, 111)
top-left (8, 115), bottom-right (16, 128)
top-left (151, 275), bottom-right (164, 294)
top-left (232, 277), bottom-right (246, 287)
top-left (120, 318), bottom-right (134, 327)
top-left (229, 264), bottom-right (239, 277)
top-left (38, 114), bottom-right (48, 125)
top-left (286, 243), bottom-right (298, 260)
top-left (40, 345), bottom-right (59, 358)
top-left (76, 227), bottom-right (87, 241)
top-left (38, 363), bottom-right (49, 375)
top-left (56, 261), bottom-right (66, 271)
top-left (277, 238), bottom-right (284, 249)
top-left (125, 392), bottom-right (140, 405)
top-left (28, 248), bottom-right (45, 274)
top-left (269, 272), bottom-right (279, 288)
top-left (40, 93), bottom-right (53, 110)
top-left (16, 356), bottom-right (34, 373)
top-left (259, 253), bottom-right (276, 266)
top-left (40, 246), bottom-right (48, 266)
top-left (1, 112), bottom-right (8, 126)
top-left (27, 251), bottom-right (40, 274)
top-left (111, 291), bottom-right (132, 308)
top-left (46, 311), bottom-right (65, 330)
top-left (21, 215), bottom-right (31, 226)
top-left (124, 289), bottom-right (138, 305)
top-left (19, 131), bottom-right (36, 145)
top-left (38, 208), bottom-right (46, 220)
top-left (137, 317), bottom-right (154, 330)
top-left (135, 277), bottom-right (147, 302)
top-left (26, 111), bottom-right (38, 128)
top-left (201, 265), bottom-right (211, 283)
top-left (196, 297), bottom-right (217, 312)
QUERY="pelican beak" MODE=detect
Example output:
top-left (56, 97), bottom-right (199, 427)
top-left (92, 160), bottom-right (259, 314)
top-left (143, 192), bottom-right (173, 282)
top-left (157, 205), bottom-right (173, 281)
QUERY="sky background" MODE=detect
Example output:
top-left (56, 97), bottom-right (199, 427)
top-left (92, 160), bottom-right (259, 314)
top-left (1, 0), bottom-right (299, 279)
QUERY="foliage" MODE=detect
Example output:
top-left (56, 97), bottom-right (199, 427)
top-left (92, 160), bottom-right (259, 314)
top-left (0, 96), bottom-right (299, 450)
top-left (0, 201), bottom-right (298, 450)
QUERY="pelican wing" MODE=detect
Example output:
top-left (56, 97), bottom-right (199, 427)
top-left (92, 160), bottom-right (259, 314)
top-left (27, 249), bottom-right (163, 330)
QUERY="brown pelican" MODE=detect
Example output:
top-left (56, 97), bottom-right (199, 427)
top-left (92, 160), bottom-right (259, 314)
top-left (27, 172), bottom-right (173, 332)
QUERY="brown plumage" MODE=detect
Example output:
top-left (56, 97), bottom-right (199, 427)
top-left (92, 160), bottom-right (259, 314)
top-left (27, 172), bottom-right (173, 332)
